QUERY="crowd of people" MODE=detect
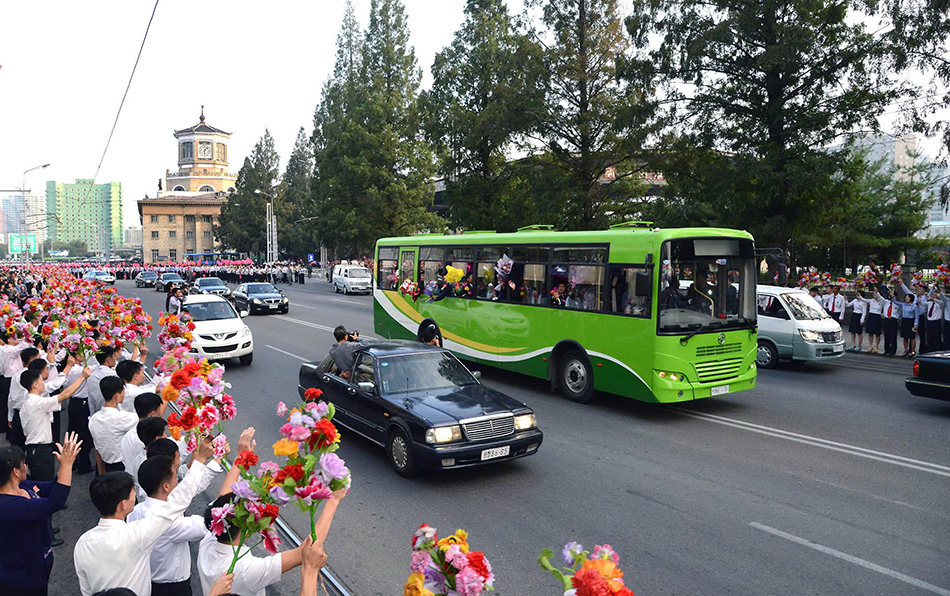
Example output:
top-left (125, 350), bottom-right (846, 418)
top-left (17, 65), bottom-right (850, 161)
top-left (69, 262), bottom-right (319, 286)
top-left (0, 265), bottom-right (344, 596)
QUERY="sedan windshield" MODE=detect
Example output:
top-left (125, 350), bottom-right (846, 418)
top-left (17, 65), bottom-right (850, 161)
top-left (781, 292), bottom-right (829, 321)
top-left (198, 278), bottom-right (225, 287)
top-left (163, 274), bottom-right (184, 281)
top-left (247, 284), bottom-right (278, 294)
top-left (182, 301), bottom-right (238, 322)
top-left (141, 272), bottom-right (157, 278)
top-left (377, 351), bottom-right (477, 394)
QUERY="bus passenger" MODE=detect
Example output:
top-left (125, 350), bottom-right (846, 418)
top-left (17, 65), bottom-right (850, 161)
top-left (688, 274), bottom-right (715, 315)
top-left (551, 282), bottom-right (569, 307)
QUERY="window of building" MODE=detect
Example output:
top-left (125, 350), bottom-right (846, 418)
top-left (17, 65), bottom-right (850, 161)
top-left (169, 249), bottom-right (177, 261)
top-left (203, 231), bottom-right (212, 240)
top-left (169, 231), bottom-right (176, 238)
top-left (181, 142), bottom-right (193, 161)
top-left (151, 250), bottom-right (159, 262)
top-left (186, 231), bottom-right (194, 238)
top-left (149, 215), bottom-right (159, 223)
top-left (185, 215), bottom-right (195, 223)
top-left (201, 215), bottom-right (212, 223)
top-left (150, 231), bottom-right (159, 239)
top-left (173, 186), bottom-right (185, 192)
top-left (216, 144), bottom-right (226, 161)
top-left (198, 185), bottom-right (215, 192)
top-left (168, 215), bottom-right (176, 223)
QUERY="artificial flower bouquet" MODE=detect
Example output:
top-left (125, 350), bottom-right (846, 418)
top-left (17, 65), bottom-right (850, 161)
top-left (156, 310), bottom-right (195, 352)
top-left (401, 279), bottom-right (423, 301)
top-left (405, 524), bottom-right (495, 596)
top-left (539, 542), bottom-right (635, 596)
top-left (273, 387), bottom-right (351, 540)
top-left (160, 354), bottom-right (235, 458)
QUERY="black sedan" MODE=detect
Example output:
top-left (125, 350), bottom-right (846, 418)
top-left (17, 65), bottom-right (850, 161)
top-left (191, 276), bottom-right (231, 298)
top-left (156, 272), bottom-right (186, 292)
top-left (906, 350), bottom-right (950, 401)
top-left (232, 282), bottom-right (289, 314)
top-left (298, 341), bottom-right (543, 477)
top-left (134, 270), bottom-right (159, 288)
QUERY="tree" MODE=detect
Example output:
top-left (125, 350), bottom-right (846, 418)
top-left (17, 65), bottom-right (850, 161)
top-left (421, 0), bottom-right (544, 230)
top-left (527, 0), bottom-right (660, 229)
top-left (278, 127), bottom-right (318, 259)
top-left (51, 240), bottom-right (92, 258)
top-left (629, 0), bottom-right (909, 272)
top-left (216, 130), bottom-right (281, 257)
top-left (312, 0), bottom-right (443, 256)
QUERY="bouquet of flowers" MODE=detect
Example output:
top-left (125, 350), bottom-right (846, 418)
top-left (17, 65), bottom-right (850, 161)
top-left (854, 268), bottom-right (880, 291)
top-left (539, 542), bottom-right (634, 596)
top-left (494, 254), bottom-right (513, 292)
top-left (209, 453), bottom-right (284, 573)
top-left (156, 311), bottom-right (195, 352)
top-left (798, 271), bottom-right (822, 289)
top-left (162, 357), bottom-right (235, 457)
top-left (405, 524), bottom-right (495, 596)
top-left (401, 279), bottom-right (423, 301)
top-left (934, 264), bottom-right (949, 290)
top-left (887, 263), bottom-right (903, 289)
top-left (910, 271), bottom-right (925, 291)
top-left (272, 387), bottom-right (350, 541)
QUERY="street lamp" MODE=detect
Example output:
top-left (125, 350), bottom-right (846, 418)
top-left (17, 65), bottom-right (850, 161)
top-left (21, 163), bottom-right (50, 263)
top-left (254, 189), bottom-right (278, 262)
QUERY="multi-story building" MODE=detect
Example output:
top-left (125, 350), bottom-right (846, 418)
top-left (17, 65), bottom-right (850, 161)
top-left (2, 194), bottom-right (24, 236)
top-left (919, 164), bottom-right (950, 239)
top-left (139, 109), bottom-right (236, 264)
top-left (124, 227), bottom-right (144, 248)
top-left (845, 133), bottom-right (918, 180)
top-left (45, 179), bottom-right (123, 253)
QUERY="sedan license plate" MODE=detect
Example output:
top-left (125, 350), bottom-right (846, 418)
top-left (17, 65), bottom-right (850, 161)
top-left (833, 345), bottom-right (844, 353)
top-left (711, 385), bottom-right (730, 396)
top-left (269, 304), bottom-right (279, 309)
top-left (480, 446), bottom-right (510, 461)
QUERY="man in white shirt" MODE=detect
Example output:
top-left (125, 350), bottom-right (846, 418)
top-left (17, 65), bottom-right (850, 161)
top-left (822, 285), bottom-right (846, 323)
top-left (7, 346), bottom-right (45, 449)
top-left (0, 334), bottom-right (31, 431)
top-left (88, 377), bottom-right (138, 473)
top-left (20, 365), bottom-right (91, 480)
top-left (120, 391), bottom-right (166, 493)
top-left (197, 462), bottom-right (346, 596)
top-left (924, 289), bottom-right (944, 352)
top-left (130, 428), bottom-right (254, 596)
top-left (86, 346), bottom-right (121, 416)
top-left (115, 359), bottom-right (158, 414)
top-left (73, 436), bottom-right (215, 596)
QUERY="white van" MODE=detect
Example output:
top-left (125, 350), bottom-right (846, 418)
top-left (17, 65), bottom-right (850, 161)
top-left (332, 266), bottom-right (373, 295)
top-left (755, 285), bottom-right (844, 368)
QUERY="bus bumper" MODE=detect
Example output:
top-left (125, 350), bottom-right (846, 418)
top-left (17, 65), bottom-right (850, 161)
top-left (653, 365), bottom-right (757, 402)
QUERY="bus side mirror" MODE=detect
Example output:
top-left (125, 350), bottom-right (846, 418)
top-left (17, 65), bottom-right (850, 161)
top-left (635, 272), bottom-right (652, 297)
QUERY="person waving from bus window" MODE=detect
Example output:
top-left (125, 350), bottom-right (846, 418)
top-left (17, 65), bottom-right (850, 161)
top-left (688, 273), bottom-right (715, 315)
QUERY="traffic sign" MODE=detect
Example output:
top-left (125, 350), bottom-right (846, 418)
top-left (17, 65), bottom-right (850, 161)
top-left (8, 234), bottom-right (37, 254)
top-left (307, 253), bottom-right (314, 263)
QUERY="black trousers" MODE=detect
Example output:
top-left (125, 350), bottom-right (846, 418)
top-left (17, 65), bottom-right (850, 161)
top-left (0, 376), bottom-right (9, 434)
top-left (67, 398), bottom-right (94, 473)
top-left (26, 443), bottom-right (56, 481)
top-left (103, 461), bottom-right (124, 472)
top-left (926, 319), bottom-right (942, 352)
top-left (152, 579), bottom-right (193, 596)
top-left (0, 582), bottom-right (47, 596)
top-left (918, 317), bottom-right (928, 352)
top-left (883, 317), bottom-right (899, 355)
top-left (51, 410), bottom-right (62, 445)
top-left (8, 410), bottom-right (25, 449)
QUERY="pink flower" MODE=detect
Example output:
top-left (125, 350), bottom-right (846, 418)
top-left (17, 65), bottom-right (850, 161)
top-left (445, 544), bottom-right (469, 570)
top-left (279, 423), bottom-right (294, 438)
top-left (294, 476), bottom-right (333, 506)
top-left (592, 544), bottom-right (620, 564)
top-left (262, 528), bottom-right (281, 554)
top-left (210, 503), bottom-right (234, 536)
top-left (455, 566), bottom-right (485, 596)
top-left (410, 549), bottom-right (431, 573)
top-left (212, 434), bottom-right (228, 459)
top-left (276, 401), bottom-right (288, 417)
top-left (197, 405), bottom-right (220, 429)
top-left (257, 461), bottom-right (280, 478)
top-left (288, 425), bottom-right (311, 442)
top-left (186, 434), bottom-right (197, 453)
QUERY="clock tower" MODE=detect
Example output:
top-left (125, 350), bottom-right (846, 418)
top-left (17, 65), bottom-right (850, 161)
top-left (161, 107), bottom-right (237, 195)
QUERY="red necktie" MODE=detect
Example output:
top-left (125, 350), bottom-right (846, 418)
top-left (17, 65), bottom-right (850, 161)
top-left (830, 299), bottom-right (835, 314)
top-left (887, 303), bottom-right (892, 317)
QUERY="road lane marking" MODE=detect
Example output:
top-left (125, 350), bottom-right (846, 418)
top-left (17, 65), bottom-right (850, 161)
top-left (270, 315), bottom-right (380, 339)
top-left (331, 298), bottom-right (366, 305)
top-left (266, 345), bottom-right (308, 361)
top-left (749, 523), bottom-right (950, 596)
top-left (672, 408), bottom-right (950, 478)
top-left (291, 303), bottom-right (317, 309)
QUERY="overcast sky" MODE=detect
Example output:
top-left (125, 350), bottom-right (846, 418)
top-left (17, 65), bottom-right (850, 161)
top-left (0, 0), bottom-right (943, 232)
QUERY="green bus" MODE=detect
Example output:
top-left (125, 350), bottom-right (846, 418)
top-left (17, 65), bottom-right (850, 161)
top-left (373, 224), bottom-right (758, 404)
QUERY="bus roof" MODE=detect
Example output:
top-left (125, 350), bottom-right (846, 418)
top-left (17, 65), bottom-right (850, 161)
top-left (376, 227), bottom-right (753, 246)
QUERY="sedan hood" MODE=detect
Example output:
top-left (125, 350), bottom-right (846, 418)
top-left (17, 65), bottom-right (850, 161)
top-left (191, 318), bottom-right (244, 336)
top-left (248, 292), bottom-right (283, 300)
top-left (401, 385), bottom-right (528, 426)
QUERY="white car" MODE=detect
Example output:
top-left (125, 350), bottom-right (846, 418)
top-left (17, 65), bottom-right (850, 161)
top-left (180, 295), bottom-right (254, 365)
top-left (82, 270), bottom-right (116, 285)
top-left (333, 266), bottom-right (374, 294)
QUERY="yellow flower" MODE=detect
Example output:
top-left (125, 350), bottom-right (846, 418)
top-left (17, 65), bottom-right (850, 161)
top-left (403, 573), bottom-right (433, 596)
top-left (437, 529), bottom-right (469, 553)
top-left (273, 438), bottom-right (300, 457)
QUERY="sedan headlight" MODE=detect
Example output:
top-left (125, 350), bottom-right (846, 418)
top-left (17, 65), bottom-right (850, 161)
top-left (251, 298), bottom-right (262, 305)
top-left (282, 297), bottom-right (289, 303)
top-left (514, 414), bottom-right (536, 430)
top-left (240, 326), bottom-right (252, 338)
top-left (425, 425), bottom-right (462, 444)
top-left (799, 329), bottom-right (824, 343)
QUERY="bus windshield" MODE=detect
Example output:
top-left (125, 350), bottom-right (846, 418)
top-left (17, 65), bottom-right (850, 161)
top-left (658, 237), bottom-right (756, 333)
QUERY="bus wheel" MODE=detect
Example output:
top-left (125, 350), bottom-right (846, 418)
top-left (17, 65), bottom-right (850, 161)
top-left (559, 349), bottom-right (594, 403)
top-left (756, 341), bottom-right (778, 369)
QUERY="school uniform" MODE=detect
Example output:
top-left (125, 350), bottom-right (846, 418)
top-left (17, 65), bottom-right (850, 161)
top-left (88, 406), bottom-right (138, 472)
top-left (0, 342), bottom-right (30, 434)
top-left (861, 295), bottom-right (884, 336)
top-left (21, 393), bottom-right (62, 482)
top-left (923, 295), bottom-right (943, 352)
top-left (880, 295), bottom-right (901, 356)
top-left (822, 293), bottom-right (846, 323)
top-left (915, 295), bottom-right (929, 352)
top-left (898, 300), bottom-right (919, 340)
top-left (67, 373), bottom-right (95, 474)
top-left (846, 298), bottom-right (866, 334)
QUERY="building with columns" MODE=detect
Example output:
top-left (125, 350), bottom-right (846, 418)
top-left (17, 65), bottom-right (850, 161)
top-left (139, 108), bottom-right (237, 263)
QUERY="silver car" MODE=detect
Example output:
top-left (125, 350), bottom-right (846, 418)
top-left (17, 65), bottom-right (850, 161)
top-left (756, 286), bottom-right (844, 368)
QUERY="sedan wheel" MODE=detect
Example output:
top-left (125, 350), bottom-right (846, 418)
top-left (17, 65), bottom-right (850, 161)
top-left (387, 428), bottom-right (419, 478)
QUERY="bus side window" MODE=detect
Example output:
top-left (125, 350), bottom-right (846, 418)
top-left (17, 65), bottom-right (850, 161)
top-left (378, 247), bottom-right (399, 289)
top-left (555, 265), bottom-right (604, 311)
top-left (608, 266), bottom-right (652, 317)
top-left (521, 264), bottom-right (547, 305)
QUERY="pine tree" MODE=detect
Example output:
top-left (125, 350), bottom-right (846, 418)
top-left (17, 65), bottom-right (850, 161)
top-left (278, 127), bottom-right (316, 258)
top-left (216, 130), bottom-right (280, 256)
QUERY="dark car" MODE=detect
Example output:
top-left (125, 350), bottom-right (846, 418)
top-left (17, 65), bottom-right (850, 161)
top-left (156, 272), bottom-right (186, 292)
top-left (232, 282), bottom-right (289, 314)
top-left (906, 350), bottom-right (950, 401)
top-left (192, 277), bottom-right (231, 298)
top-left (134, 270), bottom-right (159, 288)
top-left (298, 341), bottom-right (543, 477)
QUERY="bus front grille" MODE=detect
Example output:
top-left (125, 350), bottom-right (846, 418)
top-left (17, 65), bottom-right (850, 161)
top-left (696, 343), bottom-right (742, 357)
top-left (694, 358), bottom-right (743, 382)
top-left (462, 415), bottom-right (515, 442)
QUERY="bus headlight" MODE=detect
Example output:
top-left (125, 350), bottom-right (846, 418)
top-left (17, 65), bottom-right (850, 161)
top-left (425, 425), bottom-right (462, 444)
top-left (657, 370), bottom-right (688, 383)
top-left (514, 414), bottom-right (536, 430)
top-left (799, 329), bottom-right (824, 343)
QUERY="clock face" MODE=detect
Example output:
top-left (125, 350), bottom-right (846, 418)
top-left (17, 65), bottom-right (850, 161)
top-left (197, 142), bottom-right (212, 159)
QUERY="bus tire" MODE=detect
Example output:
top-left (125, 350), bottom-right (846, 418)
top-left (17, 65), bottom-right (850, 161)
top-left (558, 348), bottom-right (594, 403)
top-left (756, 340), bottom-right (778, 369)
top-left (417, 318), bottom-right (443, 346)
top-left (387, 427), bottom-right (419, 478)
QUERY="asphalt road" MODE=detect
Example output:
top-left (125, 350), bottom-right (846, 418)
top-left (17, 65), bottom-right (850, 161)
top-left (122, 278), bottom-right (949, 596)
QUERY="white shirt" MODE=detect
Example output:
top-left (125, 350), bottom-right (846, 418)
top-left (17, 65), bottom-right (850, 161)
top-left (121, 380), bottom-right (160, 414)
top-left (128, 497), bottom-right (207, 584)
top-left (925, 296), bottom-right (943, 321)
top-left (88, 406), bottom-right (138, 464)
top-left (21, 392), bottom-right (60, 445)
top-left (120, 428), bottom-right (147, 498)
top-left (822, 294), bottom-right (846, 316)
top-left (87, 365), bottom-right (118, 415)
top-left (73, 460), bottom-right (207, 596)
top-left (847, 298), bottom-right (867, 320)
top-left (198, 533), bottom-right (283, 596)
top-left (0, 341), bottom-right (30, 377)
top-left (8, 369), bottom-right (29, 422)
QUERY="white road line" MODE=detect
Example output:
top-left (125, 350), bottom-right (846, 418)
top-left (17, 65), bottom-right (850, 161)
top-left (672, 408), bottom-right (950, 478)
top-left (270, 315), bottom-right (380, 339)
top-left (749, 523), bottom-right (950, 596)
top-left (291, 303), bottom-right (317, 309)
top-left (331, 298), bottom-right (365, 305)
top-left (266, 345), bottom-right (308, 361)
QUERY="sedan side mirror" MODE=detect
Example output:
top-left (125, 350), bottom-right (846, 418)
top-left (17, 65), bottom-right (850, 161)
top-left (472, 371), bottom-right (482, 380)
top-left (358, 381), bottom-right (375, 393)
top-left (239, 310), bottom-right (249, 318)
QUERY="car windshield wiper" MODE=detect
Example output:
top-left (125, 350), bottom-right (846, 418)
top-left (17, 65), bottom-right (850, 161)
top-left (679, 323), bottom-right (705, 346)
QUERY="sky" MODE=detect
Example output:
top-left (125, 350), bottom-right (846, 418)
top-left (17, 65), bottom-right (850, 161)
top-left (0, 0), bottom-right (944, 234)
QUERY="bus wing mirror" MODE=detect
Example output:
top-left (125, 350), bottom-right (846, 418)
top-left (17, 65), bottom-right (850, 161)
top-left (635, 272), bottom-right (652, 297)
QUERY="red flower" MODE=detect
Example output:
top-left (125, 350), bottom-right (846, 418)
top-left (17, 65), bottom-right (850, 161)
top-left (262, 504), bottom-right (280, 519)
top-left (572, 566), bottom-right (613, 596)
top-left (178, 407), bottom-right (198, 430)
top-left (182, 361), bottom-right (201, 376)
top-left (167, 412), bottom-right (180, 427)
top-left (170, 370), bottom-right (191, 390)
top-left (187, 322), bottom-right (196, 330)
top-left (304, 387), bottom-right (323, 402)
top-left (275, 464), bottom-right (305, 484)
top-left (467, 551), bottom-right (492, 581)
top-left (308, 419), bottom-right (338, 449)
top-left (235, 450), bottom-right (259, 470)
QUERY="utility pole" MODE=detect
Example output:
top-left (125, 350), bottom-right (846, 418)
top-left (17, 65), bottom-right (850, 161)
top-left (22, 164), bottom-right (50, 264)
